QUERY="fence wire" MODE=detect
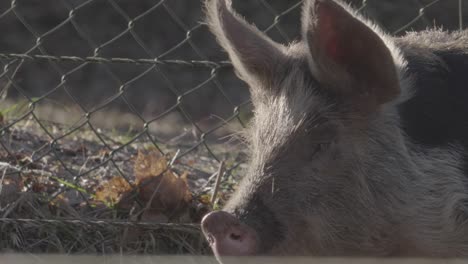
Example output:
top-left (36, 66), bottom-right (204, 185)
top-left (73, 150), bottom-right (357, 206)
top-left (0, 0), bottom-right (465, 254)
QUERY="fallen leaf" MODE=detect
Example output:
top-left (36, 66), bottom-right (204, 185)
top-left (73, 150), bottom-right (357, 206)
top-left (134, 150), bottom-right (167, 183)
top-left (95, 176), bottom-right (132, 206)
top-left (198, 194), bottom-right (212, 205)
top-left (134, 151), bottom-right (192, 220)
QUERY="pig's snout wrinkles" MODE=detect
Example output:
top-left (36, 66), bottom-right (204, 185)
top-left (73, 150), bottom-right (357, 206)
top-left (201, 211), bottom-right (259, 256)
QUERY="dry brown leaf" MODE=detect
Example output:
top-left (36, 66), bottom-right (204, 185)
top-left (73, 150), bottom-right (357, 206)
top-left (134, 150), bottom-right (167, 183)
top-left (198, 194), bottom-right (212, 205)
top-left (98, 149), bottom-right (111, 158)
top-left (20, 173), bottom-right (56, 194)
top-left (95, 176), bottom-right (132, 206)
top-left (134, 151), bottom-right (192, 219)
top-left (186, 159), bottom-right (196, 166)
top-left (92, 151), bottom-right (193, 219)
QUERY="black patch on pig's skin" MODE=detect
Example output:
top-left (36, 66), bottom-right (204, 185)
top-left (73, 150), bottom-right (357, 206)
top-left (231, 196), bottom-right (286, 253)
top-left (398, 51), bottom-right (468, 175)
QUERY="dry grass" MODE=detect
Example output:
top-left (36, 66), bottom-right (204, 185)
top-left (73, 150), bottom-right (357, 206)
top-left (0, 102), bottom-right (247, 254)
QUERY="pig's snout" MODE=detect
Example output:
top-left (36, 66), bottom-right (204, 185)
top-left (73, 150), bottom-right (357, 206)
top-left (201, 211), bottom-right (259, 256)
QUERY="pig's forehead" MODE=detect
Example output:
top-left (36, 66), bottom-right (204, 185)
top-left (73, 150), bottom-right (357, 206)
top-left (271, 44), bottom-right (327, 100)
top-left (248, 43), bottom-right (335, 146)
top-left (250, 91), bottom-right (328, 146)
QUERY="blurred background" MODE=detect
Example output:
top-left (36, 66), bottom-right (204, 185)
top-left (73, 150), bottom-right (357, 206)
top-left (1, 0), bottom-right (466, 141)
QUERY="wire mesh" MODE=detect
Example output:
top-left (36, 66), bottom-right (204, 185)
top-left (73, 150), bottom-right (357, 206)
top-left (0, 0), bottom-right (466, 254)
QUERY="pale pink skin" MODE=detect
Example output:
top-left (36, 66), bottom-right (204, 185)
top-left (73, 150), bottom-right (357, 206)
top-left (201, 211), bottom-right (259, 258)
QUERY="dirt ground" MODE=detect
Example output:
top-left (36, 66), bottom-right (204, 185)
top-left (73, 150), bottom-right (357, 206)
top-left (0, 111), bottom-right (248, 254)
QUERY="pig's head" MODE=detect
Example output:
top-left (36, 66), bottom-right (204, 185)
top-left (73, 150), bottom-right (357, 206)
top-left (202, 0), bottom-right (407, 259)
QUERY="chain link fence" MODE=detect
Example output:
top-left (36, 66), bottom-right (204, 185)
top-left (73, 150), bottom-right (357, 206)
top-left (0, 0), bottom-right (466, 255)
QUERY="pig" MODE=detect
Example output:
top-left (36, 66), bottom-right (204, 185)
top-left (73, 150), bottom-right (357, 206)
top-left (201, 0), bottom-right (468, 260)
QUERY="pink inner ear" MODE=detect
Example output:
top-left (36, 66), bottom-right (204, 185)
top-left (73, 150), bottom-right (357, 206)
top-left (325, 32), bottom-right (340, 62)
top-left (317, 2), bottom-right (343, 63)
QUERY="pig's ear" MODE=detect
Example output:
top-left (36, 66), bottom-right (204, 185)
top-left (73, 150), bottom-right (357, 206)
top-left (205, 0), bottom-right (286, 85)
top-left (302, 0), bottom-right (400, 112)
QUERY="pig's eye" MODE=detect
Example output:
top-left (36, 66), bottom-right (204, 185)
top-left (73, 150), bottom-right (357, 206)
top-left (309, 142), bottom-right (330, 159)
top-left (305, 122), bottom-right (337, 141)
top-left (304, 122), bottom-right (336, 159)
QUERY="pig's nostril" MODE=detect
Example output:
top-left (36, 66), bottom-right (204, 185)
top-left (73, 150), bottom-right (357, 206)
top-left (202, 211), bottom-right (259, 256)
top-left (229, 232), bottom-right (242, 241)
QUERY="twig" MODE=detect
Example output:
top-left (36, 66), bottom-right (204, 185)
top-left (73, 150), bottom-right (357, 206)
top-left (120, 202), bottom-right (139, 249)
top-left (194, 160), bottom-right (243, 196)
top-left (0, 166), bottom-right (6, 197)
top-left (169, 149), bottom-right (180, 167)
top-left (459, 0), bottom-right (463, 30)
top-left (210, 160), bottom-right (225, 206)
